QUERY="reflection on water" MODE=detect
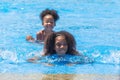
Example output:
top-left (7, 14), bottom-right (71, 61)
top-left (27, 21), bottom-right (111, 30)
top-left (0, 73), bottom-right (119, 80)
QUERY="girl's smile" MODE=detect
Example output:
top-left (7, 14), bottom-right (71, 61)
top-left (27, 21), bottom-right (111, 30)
top-left (54, 35), bottom-right (68, 56)
top-left (43, 14), bottom-right (55, 31)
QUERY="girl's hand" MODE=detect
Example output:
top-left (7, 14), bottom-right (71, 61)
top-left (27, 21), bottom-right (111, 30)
top-left (26, 35), bottom-right (35, 42)
top-left (42, 63), bottom-right (54, 66)
top-left (27, 56), bottom-right (40, 63)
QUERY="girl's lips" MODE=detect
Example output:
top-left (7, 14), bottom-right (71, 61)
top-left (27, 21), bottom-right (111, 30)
top-left (59, 50), bottom-right (66, 53)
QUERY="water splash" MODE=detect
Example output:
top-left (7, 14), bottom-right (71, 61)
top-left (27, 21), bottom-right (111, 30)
top-left (0, 50), bottom-right (18, 63)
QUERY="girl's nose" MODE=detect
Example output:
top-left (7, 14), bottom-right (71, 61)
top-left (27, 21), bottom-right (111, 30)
top-left (60, 45), bottom-right (64, 48)
top-left (47, 22), bottom-right (52, 25)
top-left (47, 22), bottom-right (52, 26)
top-left (48, 22), bottom-right (50, 24)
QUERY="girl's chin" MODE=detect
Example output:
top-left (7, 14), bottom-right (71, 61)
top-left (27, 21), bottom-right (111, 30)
top-left (46, 29), bottom-right (53, 32)
top-left (57, 53), bottom-right (65, 56)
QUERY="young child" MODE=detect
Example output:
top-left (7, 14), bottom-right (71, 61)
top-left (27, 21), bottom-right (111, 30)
top-left (26, 8), bottom-right (59, 42)
top-left (27, 31), bottom-right (87, 65)
top-left (43, 31), bottom-right (80, 56)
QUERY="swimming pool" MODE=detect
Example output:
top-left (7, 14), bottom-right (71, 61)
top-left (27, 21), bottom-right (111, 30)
top-left (0, 0), bottom-right (120, 80)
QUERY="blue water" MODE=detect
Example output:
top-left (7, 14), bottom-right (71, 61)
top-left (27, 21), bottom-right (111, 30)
top-left (0, 0), bottom-right (120, 74)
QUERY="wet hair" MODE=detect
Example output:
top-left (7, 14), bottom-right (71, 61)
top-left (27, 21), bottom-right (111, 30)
top-left (40, 9), bottom-right (59, 22)
top-left (43, 31), bottom-right (79, 56)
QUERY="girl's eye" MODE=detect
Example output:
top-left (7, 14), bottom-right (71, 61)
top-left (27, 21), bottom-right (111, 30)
top-left (55, 43), bottom-right (61, 47)
top-left (46, 20), bottom-right (54, 23)
top-left (48, 22), bottom-right (53, 24)
top-left (55, 43), bottom-right (67, 47)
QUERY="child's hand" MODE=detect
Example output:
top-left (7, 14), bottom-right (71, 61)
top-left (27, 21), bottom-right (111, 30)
top-left (26, 35), bottom-right (35, 42)
top-left (27, 58), bottom-right (37, 63)
top-left (66, 63), bottom-right (76, 66)
top-left (42, 63), bottom-right (54, 66)
top-left (27, 56), bottom-right (40, 63)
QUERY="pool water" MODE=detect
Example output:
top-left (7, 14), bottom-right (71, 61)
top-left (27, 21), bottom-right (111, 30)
top-left (0, 0), bottom-right (120, 79)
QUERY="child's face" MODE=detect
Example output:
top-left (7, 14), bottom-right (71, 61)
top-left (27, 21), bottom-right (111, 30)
top-left (54, 35), bottom-right (68, 56)
top-left (42, 14), bottom-right (55, 31)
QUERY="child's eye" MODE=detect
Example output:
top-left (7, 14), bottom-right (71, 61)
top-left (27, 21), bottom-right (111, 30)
top-left (62, 43), bottom-right (67, 46)
top-left (49, 22), bottom-right (53, 24)
top-left (50, 22), bottom-right (53, 24)
top-left (55, 43), bottom-right (67, 47)
top-left (55, 43), bottom-right (61, 47)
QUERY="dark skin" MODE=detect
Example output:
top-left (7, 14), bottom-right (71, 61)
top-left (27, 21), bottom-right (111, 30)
top-left (36, 15), bottom-right (55, 41)
top-left (27, 31), bottom-right (86, 66)
top-left (43, 31), bottom-right (80, 56)
top-left (26, 9), bottom-right (59, 43)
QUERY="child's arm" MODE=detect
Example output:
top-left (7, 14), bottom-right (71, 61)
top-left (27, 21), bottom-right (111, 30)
top-left (26, 35), bottom-right (44, 44)
top-left (27, 56), bottom-right (54, 66)
top-left (27, 56), bottom-right (41, 63)
top-left (36, 30), bottom-right (44, 42)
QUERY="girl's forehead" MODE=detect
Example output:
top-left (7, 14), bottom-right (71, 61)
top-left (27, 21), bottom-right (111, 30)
top-left (44, 14), bottom-right (54, 19)
top-left (55, 35), bottom-right (66, 40)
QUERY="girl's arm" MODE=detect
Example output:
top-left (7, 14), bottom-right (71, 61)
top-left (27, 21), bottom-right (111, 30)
top-left (36, 30), bottom-right (44, 41)
top-left (27, 56), bottom-right (54, 66)
top-left (27, 56), bottom-right (41, 63)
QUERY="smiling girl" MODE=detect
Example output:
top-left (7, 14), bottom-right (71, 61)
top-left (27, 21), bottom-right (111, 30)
top-left (27, 31), bottom-right (93, 65)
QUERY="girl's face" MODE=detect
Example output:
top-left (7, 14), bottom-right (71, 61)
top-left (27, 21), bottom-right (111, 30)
top-left (54, 35), bottom-right (68, 56)
top-left (42, 14), bottom-right (55, 31)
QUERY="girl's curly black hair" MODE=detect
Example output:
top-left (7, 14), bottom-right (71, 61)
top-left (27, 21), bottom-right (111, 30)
top-left (40, 9), bottom-right (59, 22)
top-left (43, 31), bottom-right (80, 56)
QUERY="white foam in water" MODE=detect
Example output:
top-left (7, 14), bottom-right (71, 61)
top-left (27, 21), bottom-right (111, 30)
top-left (109, 50), bottom-right (120, 64)
top-left (0, 50), bottom-right (18, 63)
